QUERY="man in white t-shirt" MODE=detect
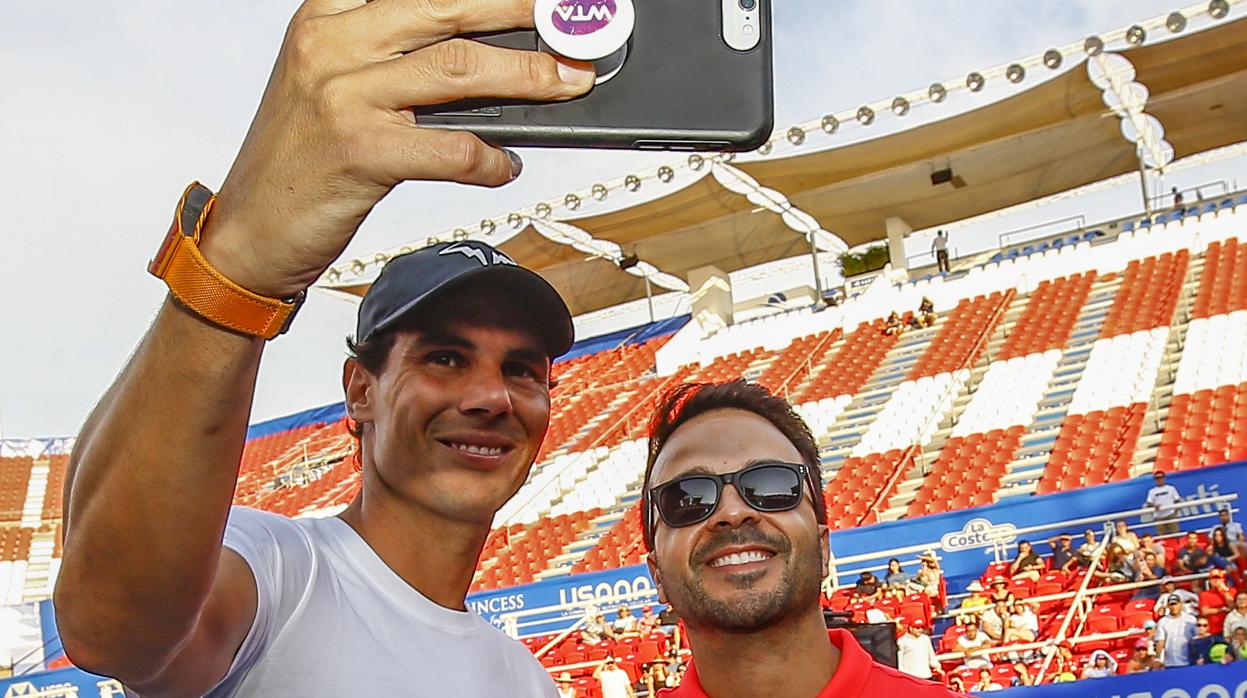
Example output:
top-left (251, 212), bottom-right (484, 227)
top-left (896, 619), bottom-right (942, 680)
top-left (1145, 471), bottom-right (1183, 535)
top-left (1155, 595), bottom-right (1198, 667)
top-left (53, 2), bottom-right (596, 691)
top-left (955, 623), bottom-right (993, 669)
top-left (595, 656), bottom-right (636, 698)
top-left (1224, 592), bottom-right (1247, 637)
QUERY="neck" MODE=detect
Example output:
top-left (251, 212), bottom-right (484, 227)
top-left (684, 608), bottom-right (835, 698)
top-left (338, 477), bottom-right (489, 611)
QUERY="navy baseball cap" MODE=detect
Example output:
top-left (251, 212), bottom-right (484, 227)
top-left (356, 241), bottom-right (574, 358)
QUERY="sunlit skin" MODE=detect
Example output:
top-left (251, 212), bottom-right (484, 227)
top-left (646, 409), bottom-right (834, 698)
top-left (339, 290), bottom-right (552, 609)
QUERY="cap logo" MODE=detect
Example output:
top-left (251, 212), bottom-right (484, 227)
top-left (551, 0), bottom-right (616, 35)
top-left (440, 242), bottom-right (516, 267)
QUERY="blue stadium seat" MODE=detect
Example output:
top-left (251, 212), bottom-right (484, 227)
top-left (989, 253), bottom-right (1003, 264)
top-left (1022, 245), bottom-right (1035, 256)
top-left (1066, 235), bottom-right (1082, 245)
top-left (1154, 213), bottom-right (1170, 225)
top-left (1006, 249), bottom-right (1021, 260)
top-left (1185, 207), bottom-right (1201, 218)
top-left (1220, 198), bottom-right (1235, 209)
top-left (1036, 241), bottom-right (1051, 252)
top-left (1122, 221), bottom-right (1134, 232)
top-left (1201, 202), bottom-right (1217, 215)
top-left (1083, 230), bottom-right (1101, 240)
top-left (1237, 194), bottom-right (1247, 205)
top-left (1052, 238), bottom-right (1065, 249)
top-left (1139, 218), bottom-right (1151, 227)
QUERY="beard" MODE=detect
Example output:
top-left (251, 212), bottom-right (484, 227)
top-left (661, 525), bottom-right (823, 633)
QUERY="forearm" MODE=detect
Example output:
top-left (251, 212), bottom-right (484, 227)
top-left (55, 296), bottom-right (264, 676)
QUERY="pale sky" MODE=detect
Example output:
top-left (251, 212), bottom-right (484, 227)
top-left (0, 0), bottom-right (1201, 438)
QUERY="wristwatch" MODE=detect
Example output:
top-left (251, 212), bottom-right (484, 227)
top-left (149, 182), bottom-right (304, 339)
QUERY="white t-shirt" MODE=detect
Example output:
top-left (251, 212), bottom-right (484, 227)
top-left (598, 667), bottom-right (633, 698)
top-left (896, 632), bottom-right (938, 679)
top-left (161, 507), bottom-right (556, 697)
top-left (933, 236), bottom-right (948, 252)
top-left (1146, 485), bottom-right (1182, 520)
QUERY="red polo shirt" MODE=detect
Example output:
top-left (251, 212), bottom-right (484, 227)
top-left (658, 628), bottom-right (961, 698)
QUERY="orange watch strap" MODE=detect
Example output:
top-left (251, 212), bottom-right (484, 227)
top-left (151, 183), bottom-right (302, 340)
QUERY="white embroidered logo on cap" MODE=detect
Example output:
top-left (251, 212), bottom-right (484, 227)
top-left (440, 243), bottom-right (517, 267)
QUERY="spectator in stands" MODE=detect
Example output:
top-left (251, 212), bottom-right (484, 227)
top-left (1048, 534), bottom-right (1078, 573)
top-left (896, 619), bottom-right (942, 681)
top-left (1134, 551), bottom-right (1167, 599)
top-left (1080, 649), bottom-right (1118, 679)
top-left (53, 2), bottom-right (590, 694)
top-left (1010, 601), bottom-right (1039, 643)
top-left (987, 577), bottom-right (1016, 605)
top-left (1126, 638), bottom-right (1161, 673)
top-left (1009, 540), bottom-right (1045, 582)
top-left (1114, 520), bottom-right (1140, 555)
top-left (638, 605), bottom-right (661, 635)
top-left (1048, 641), bottom-right (1078, 681)
top-left (1156, 595), bottom-right (1199, 667)
top-left (1007, 654), bottom-right (1034, 687)
top-left (917, 297), bottom-right (937, 328)
top-left (884, 558), bottom-right (911, 589)
top-left (914, 551), bottom-right (944, 610)
top-left (1231, 626), bottom-right (1247, 661)
top-left (1138, 532), bottom-right (1167, 566)
top-left (1172, 187), bottom-right (1184, 212)
top-left (960, 580), bottom-right (990, 611)
top-left (1095, 543), bottom-right (1137, 584)
top-left (884, 311), bottom-right (905, 337)
top-left (583, 609), bottom-right (618, 645)
top-left (932, 231), bottom-right (951, 274)
top-left (955, 623), bottom-right (993, 669)
top-left (1225, 592), bottom-right (1247, 636)
top-left (1178, 532), bottom-right (1213, 574)
top-left (615, 605), bottom-right (640, 637)
top-left (981, 599), bottom-right (1010, 644)
top-left (946, 675), bottom-right (966, 693)
top-left (1077, 529), bottom-right (1099, 567)
top-left (1210, 508), bottom-right (1246, 559)
top-left (1210, 527), bottom-right (1240, 573)
top-left (854, 571), bottom-right (883, 602)
top-left (640, 380), bottom-right (960, 696)
top-left (595, 655), bottom-right (637, 698)
top-left (557, 672), bottom-right (577, 698)
top-left (645, 661), bottom-right (676, 695)
top-left (1203, 569), bottom-right (1236, 618)
top-left (1190, 617), bottom-right (1226, 665)
top-left (1154, 578), bottom-right (1199, 617)
top-left (972, 667), bottom-right (1003, 692)
top-left (1146, 471), bottom-right (1183, 536)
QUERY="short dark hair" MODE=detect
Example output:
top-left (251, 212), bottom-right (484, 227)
top-left (641, 380), bottom-right (827, 551)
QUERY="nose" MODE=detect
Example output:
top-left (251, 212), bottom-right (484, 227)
top-left (705, 481), bottom-right (760, 532)
top-left (458, 362), bottom-right (514, 416)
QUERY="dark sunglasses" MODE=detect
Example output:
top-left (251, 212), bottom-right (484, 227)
top-left (646, 461), bottom-right (814, 544)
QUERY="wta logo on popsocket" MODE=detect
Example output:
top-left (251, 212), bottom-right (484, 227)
top-left (536, 0), bottom-right (634, 73)
top-left (550, 0), bottom-right (617, 35)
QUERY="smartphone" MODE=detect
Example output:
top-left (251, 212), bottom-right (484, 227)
top-left (415, 0), bottom-right (774, 151)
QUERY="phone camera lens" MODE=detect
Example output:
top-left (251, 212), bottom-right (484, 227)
top-left (739, 0), bottom-right (757, 10)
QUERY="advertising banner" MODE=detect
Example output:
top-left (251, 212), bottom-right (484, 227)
top-left (0, 668), bottom-right (123, 698)
top-left (466, 563), bottom-right (656, 633)
top-left (827, 461), bottom-right (1245, 590)
top-left (989, 659), bottom-right (1247, 697)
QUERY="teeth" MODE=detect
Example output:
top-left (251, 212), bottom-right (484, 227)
top-left (449, 442), bottom-right (505, 456)
top-left (709, 550), bottom-right (773, 568)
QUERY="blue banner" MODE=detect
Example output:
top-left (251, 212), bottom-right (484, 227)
top-left (465, 564), bottom-right (656, 633)
top-left (989, 659), bottom-right (1247, 697)
top-left (827, 461), bottom-right (1246, 591)
top-left (0, 668), bottom-right (123, 698)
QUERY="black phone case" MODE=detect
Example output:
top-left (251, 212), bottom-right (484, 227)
top-left (414, 1), bottom-right (773, 151)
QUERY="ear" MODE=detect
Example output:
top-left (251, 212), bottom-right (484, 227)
top-left (646, 552), bottom-right (668, 605)
top-left (819, 524), bottom-right (831, 577)
top-left (343, 358), bottom-right (376, 424)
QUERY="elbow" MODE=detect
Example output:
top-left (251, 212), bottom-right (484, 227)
top-left (53, 584), bottom-right (177, 686)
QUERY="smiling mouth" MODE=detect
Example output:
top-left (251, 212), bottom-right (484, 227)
top-left (708, 550), bottom-right (775, 568)
top-left (439, 440), bottom-right (511, 457)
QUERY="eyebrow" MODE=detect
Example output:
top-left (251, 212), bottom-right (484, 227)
top-left (411, 332), bottom-right (548, 366)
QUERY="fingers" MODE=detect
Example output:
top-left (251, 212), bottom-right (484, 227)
top-left (373, 128), bottom-right (523, 188)
top-left (356, 39), bottom-right (594, 108)
top-left (344, 0), bottom-right (537, 56)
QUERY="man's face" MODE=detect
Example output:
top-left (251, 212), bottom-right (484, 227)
top-left (1236, 592), bottom-right (1247, 611)
top-left (345, 291), bottom-right (551, 525)
top-left (1154, 473), bottom-right (1165, 487)
top-left (994, 600), bottom-right (1008, 616)
top-left (1167, 600), bottom-right (1183, 616)
top-left (645, 409), bottom-right (828, 633)
top-left (966, 624), bottom-right (979, 637)
top-left (1187, 533), bottom-right (1199, 547)
top-left (1220, 510), bottom-right (1231, 523)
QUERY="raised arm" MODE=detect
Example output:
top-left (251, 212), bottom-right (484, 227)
top-left (54, 0), bottom-right (592, 692)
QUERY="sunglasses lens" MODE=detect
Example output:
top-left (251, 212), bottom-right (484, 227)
top-left (658, 477), bottom-right (719, 527)
top-left (739, 465), bottom-right (802, 511)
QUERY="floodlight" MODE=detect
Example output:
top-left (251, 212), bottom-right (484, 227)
top-left (565, 193), bottom-right (581, 210)
top-left (535, 202), bottom-right (552, 219)
top-left (891, 97), bottom-right (910, 116)
top-left (1125, 25), bottom-right (1146, 45)
top-left (786, 127), bottom-right (806, 145)
top-left (508, 212), bottom-right (525, 228)
top-left (928, 83), bottom-right (947, 102)
top-left (625, 174), bottom-right (642, 192)
top-left (821, 115), bottom-right (840, 133)
top-left (592, 183), bottom-right (608, 200)
top-left (1084, 35), bottom-right (1104, 56)
top-left (856, 106), bottom-right (875, 125)
top-left (1006, 64), bottom-right (1025, 83)
top-left (1043, 49), bottom-right (1063, 70)
top-left (966, 72), bottom-right (985, 92)
top-left (1166, 12), bottom-right (1187, 32)
top-left (658, 166), bottom-right (675, 182)
top-left (480, 219), bottom-right (496, 235)
top-left (1209, 0), bottom-right (1229, 19)
top-left (452, 229), bottom-right (467, 241)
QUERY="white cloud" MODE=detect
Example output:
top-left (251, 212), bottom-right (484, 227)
top-left (0, 0), bottom-right (1201, 436)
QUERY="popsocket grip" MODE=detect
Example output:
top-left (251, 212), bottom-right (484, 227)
top-left (535, 0), bottom-right (635, 84)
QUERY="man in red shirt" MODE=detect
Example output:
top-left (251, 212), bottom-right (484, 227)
top-left (642, 381), bottom-right (961, 697)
